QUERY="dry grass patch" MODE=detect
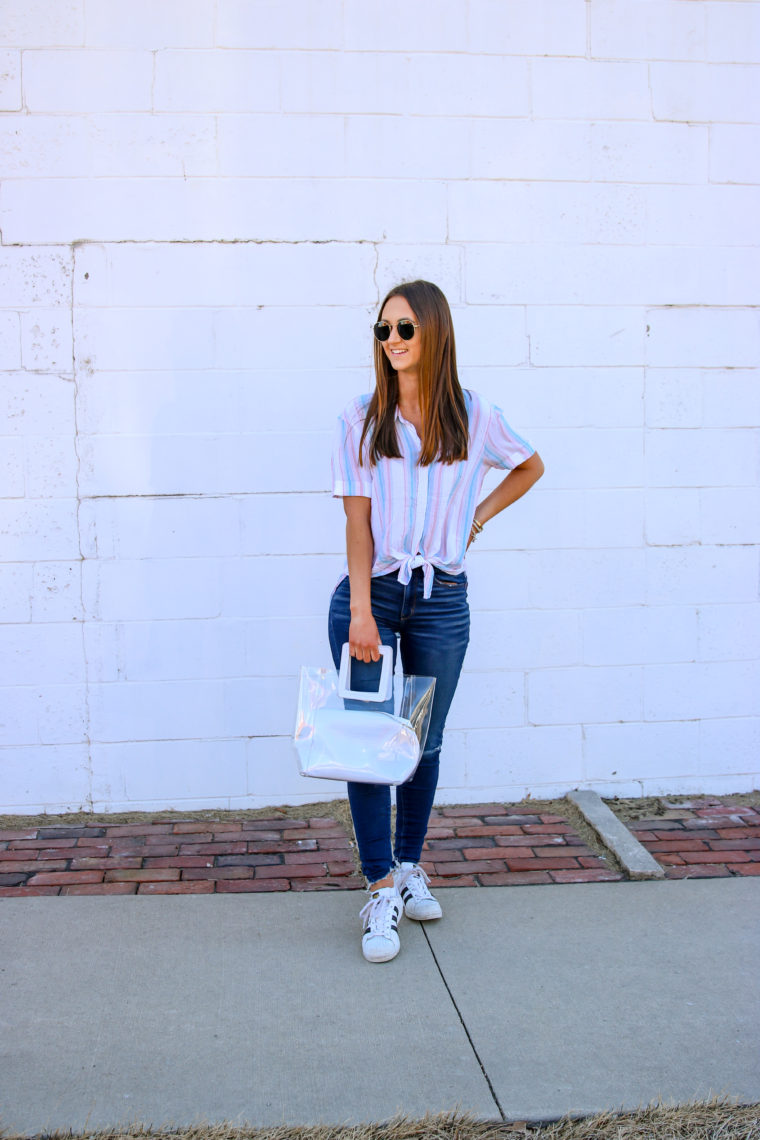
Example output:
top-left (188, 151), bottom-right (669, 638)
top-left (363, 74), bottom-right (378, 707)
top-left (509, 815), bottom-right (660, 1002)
top-left (0, 795), bottom-right (578, 835)
top-left (0, 801), bottom-right (356, 832)
top-left (604, 792), bottom-right (760, 824)
top-left (3, 1102), bottom-right (759, 1140)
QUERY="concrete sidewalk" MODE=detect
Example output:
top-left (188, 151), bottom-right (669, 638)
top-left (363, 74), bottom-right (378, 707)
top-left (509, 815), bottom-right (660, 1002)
top-left (1, 878), bottom-right (759, 1134)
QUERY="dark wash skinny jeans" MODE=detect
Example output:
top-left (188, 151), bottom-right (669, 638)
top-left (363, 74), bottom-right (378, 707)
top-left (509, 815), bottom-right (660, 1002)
top-left (328, 566), bottom-right (470, 884)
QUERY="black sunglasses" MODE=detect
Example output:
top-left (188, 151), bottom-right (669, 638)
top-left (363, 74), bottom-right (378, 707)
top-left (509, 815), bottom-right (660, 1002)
top-left (372, 319), bottom-right (420, 343)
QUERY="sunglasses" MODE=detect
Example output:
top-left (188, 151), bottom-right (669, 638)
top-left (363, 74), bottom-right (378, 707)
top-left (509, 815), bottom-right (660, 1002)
top-left (372, 319), bottom-right (420, 343)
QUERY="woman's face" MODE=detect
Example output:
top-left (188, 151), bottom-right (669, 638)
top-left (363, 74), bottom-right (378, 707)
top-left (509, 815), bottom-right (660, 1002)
top-left (379, 295), bottom-right (422, 379)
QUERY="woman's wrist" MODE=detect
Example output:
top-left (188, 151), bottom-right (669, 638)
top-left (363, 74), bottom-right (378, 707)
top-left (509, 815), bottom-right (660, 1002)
top-left (468, 516), bottom-right (485, 544)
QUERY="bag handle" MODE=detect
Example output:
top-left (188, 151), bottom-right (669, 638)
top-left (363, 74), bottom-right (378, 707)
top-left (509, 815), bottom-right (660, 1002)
top-left (337, 643), bottom-right (393, 703)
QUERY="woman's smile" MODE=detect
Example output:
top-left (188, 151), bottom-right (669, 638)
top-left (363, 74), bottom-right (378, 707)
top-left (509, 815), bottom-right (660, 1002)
top-left (381, 295), bottom-right (422, 375)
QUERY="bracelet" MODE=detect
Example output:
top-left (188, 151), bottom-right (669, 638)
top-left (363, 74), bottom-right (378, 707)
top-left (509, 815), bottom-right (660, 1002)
top-left (469, 517), bottom-right (484, 543)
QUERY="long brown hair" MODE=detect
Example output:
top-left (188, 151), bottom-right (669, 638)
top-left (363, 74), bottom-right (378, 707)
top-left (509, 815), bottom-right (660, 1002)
top-left (359, 280), bottom-right (468, 467)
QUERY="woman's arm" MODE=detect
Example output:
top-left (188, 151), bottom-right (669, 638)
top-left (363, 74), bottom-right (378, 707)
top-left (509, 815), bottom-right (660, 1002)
top-left (343, 496), bottom-right (382, 663)
top-left (468, 451), bottom-right (545, 547)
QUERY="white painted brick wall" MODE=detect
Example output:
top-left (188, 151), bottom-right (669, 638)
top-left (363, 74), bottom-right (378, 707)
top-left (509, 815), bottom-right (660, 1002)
top-left (471, 120), bottom-right (591, 182)
top-left (1, 437), bottom-right (24, 497)
top-left (709, 125), bottom-right (760, 184)
top-left (345, 116), bottom-right (472, 181)
top-left (221, 556), bottom-right (340, 621)
top-left (645, 488), bottom-right (701, 547)
top-left (20, 310), bottom-right (73, 372)
top-left (706, 2), bottom-right (760, 65)
top-left (0, 249), bottom-right (71, 307)
top-left (590, 0), bottom-right (705, 62)
top-left (645, 186), bottom-right (760, 245)
top-left (154, 50), bottom-right (281, 113)
top-left (2, 745), bottom-right (91, 813)
top-left (0, 312), bottom-right (21, 369)
top-left (217, 114), bottom-right (345, 178)
top-left (583, 721), bottom-right (701, 785)
top-left (540, 428), bottom-right (644, 489)
top-left (698, 604), bottom-right (760, 663)
top-left (468, 0), bottom-right (587, 57)
top-left (1, 178), bottom-right (451, 244)
top-left (698, 719), bottom-right (760, 788)
top-left (647, 548), bottom-right (758, 606)
top-left (451, 182), bottom-right (647, 244)
top-left (647, 309), bottom-right (760, 368)
top-left (0, 50), bottom-right (21, 110)
top-left (703, 371), bottom-right (760, 427)
top-left (0, 624), bottom-right (85, 686)
top-left (0, 564), bottom-right (33, 622)
top-left (90, 740), bottom-right (249, 809)
top-left (470, 244), bottom-right (757, 307)
top-left (532, 59), bottom-right (651, 120)
top-left (82, 558), bottom-right (223, 622)
top-left (468, 608), bottom-right (581, 671)
top-left (0, 114), bottom-right (218, 178)
top-left (84, 0), bottom-right (215, 48)
top-left (645, 428), bottom-right (758, 487)
top-left (591, 122), bottom-right (708, 184)
top-left (701, 488), bottom-right (760, 545)
top-left (0, 2), bottom-right (83, 48)
top-left (0, 685), bottom-right (87, 747)
top-left (76, 242), bottom-right (377, 308)
top-left (645, 370), bottom-right (703, 428)
top-left (644, 661), bottom-right (760, 722)
top-left (1, 0), bottom-right (757, 813)
top-left (529, 666), bottom-right (643, 726)
top-left (651, 63), bottom-right (760, 124)
top-left (1, 501), bottom-right (80, 560)
top-left (448, 671), bottom-right (525, 730)
top-left (525, 550), bottom-right (647, 610)
top-left (217, 0), bottom-right (344, 51)
top-left (32, 562), bottom-right (82, 623)
top-left (450, 725), bottom-right (584, 797)
top-left (583, 606), bottom-right (698, 667)
top-left (527, 307), bottom-right (646, 366)
top-left (23, 50), bottom-right (153, 112)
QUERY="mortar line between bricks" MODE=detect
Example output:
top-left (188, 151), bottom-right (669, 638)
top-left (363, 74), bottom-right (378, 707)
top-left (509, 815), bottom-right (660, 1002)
top-left (420, 923), bottom-right (506, 1124)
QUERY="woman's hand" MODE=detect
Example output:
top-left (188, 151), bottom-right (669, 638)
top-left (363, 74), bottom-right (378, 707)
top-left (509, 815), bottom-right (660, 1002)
top-left (349, 611), bottom-right (382, 663)
top-left (343, 496), bottom-right (381, 662)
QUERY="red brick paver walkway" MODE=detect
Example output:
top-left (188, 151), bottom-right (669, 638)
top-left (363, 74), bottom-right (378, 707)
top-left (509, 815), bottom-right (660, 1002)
top-left (627, 799), bottom-right (760, 879)
top-left (422, 805), bottom-right (622, 887)
top-left (0, 805), bottom-right (621, 895)
top-left (0, 818), bottom-right (362, 896)
top-left (1, 799), bottom-right (755, 896)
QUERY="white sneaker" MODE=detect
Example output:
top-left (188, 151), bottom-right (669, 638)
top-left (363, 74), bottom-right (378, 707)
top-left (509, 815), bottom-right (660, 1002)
top-left (393, 862), bottom-right (443, 922)
top-left (359, 886), bottom-right (403, 963)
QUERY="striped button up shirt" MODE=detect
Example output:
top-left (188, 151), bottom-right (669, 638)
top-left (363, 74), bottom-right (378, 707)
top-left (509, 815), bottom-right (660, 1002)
top-left (331, 389), bottom-right (535, 599)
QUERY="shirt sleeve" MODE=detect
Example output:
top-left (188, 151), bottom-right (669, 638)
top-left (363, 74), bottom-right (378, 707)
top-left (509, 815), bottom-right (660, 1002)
top-left (482, 401), bottom-right (535, 471)
top-left (331, 407), bottom-right (373, 498)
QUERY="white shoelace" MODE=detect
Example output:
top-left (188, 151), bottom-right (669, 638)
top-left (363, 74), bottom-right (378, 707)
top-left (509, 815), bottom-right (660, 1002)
top-left (396, 864), bottom-right (434, 900)
top-left (360, 893), bottom-right (400, 938)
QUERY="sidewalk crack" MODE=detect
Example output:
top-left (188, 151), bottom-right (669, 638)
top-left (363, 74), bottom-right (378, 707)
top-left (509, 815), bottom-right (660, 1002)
top-left (421, 924), bottom-right (506, 1123)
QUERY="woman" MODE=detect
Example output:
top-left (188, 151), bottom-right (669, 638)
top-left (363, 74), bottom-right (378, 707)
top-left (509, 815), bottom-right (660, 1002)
top-left (328, 280), bottom-right (544, 963)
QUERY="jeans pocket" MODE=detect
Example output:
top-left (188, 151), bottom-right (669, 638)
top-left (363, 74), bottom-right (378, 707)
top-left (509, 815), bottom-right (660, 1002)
top-left (434, 572), bottom-right (467, 589)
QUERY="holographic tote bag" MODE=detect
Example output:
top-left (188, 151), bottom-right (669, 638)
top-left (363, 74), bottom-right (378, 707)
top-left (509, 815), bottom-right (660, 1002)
top-left (294, 645), bottom-right (436, 785)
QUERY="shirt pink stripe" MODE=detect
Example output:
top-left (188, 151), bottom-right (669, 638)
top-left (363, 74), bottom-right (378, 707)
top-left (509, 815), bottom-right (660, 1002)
top-left (331, 389), bottom-right (534, 599)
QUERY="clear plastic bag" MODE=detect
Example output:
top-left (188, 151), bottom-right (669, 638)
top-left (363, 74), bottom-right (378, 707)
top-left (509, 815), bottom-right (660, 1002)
top-left (294, 645), bottom-right (436, 785)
